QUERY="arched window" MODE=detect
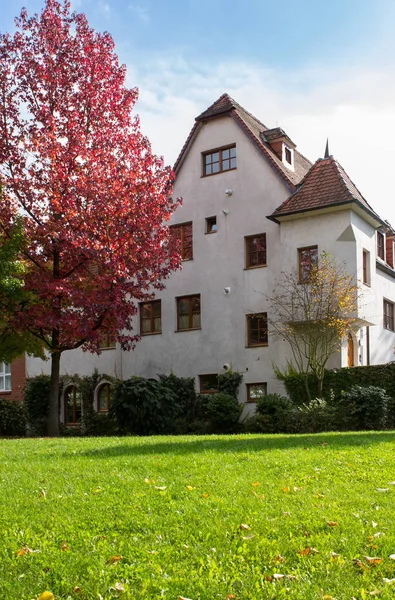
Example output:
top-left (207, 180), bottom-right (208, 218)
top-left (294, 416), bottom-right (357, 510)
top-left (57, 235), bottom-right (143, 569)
top-left (97, 383), bottom-right (111, 413)
top-left (64, 385), bottom-right (81, 425)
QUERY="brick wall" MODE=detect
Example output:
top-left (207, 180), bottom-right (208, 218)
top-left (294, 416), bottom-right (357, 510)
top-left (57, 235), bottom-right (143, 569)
top-left (0, 356), bottom-right (26, 403)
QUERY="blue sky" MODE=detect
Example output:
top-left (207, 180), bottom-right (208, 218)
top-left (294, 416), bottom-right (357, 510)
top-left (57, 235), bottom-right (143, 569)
top-left (2, 0), bottom-right (395, 222)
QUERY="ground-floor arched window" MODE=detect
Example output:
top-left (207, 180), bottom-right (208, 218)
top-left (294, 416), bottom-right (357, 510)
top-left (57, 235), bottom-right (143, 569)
top-left (97, 383), bottom-right (111, 413)
top-left (64, 385), bottom-right (82, 425)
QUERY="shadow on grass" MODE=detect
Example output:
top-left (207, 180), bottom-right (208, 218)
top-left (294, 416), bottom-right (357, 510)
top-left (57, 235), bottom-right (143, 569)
top-left (76, 431), bottom-right (395, 459)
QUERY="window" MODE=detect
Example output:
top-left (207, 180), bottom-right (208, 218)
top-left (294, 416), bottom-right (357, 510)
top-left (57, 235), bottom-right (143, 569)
top-left (362, 249), bottom-right (371, 285)
top-left (247, 313), bottom-right (268, 346)
top-left (97, 383), bottom-right (111, 412)
top-left (64, 385), bottom-right (81, 425)
top-left (298, 246), bottom-right (318, 282)
top-left (140, 300), bottom-right (161, 335)
top-left (206, 216), bottom-right (217, 234)
top-left (98, 331), bottom-right (116, 349)
top-left (246, 382), bottom-right (267, 403)
top-left (170, 222), bottom-right (193, 260)
top-left (383, 299), bottom-right (394, 331)
top-left (177, 295), bottom-right (201, 331)
top-left (377, 231), bottom-right (385, 260)
top-left (0, 362), bottom-right (11, 391)
top-left (199, 374), bottom-right (219, 394)
top-left (245, 233), bottom-right (267, 268)
top-left (284, 146), bottom-right (293, 165)
top-left (203, 145), bottom-right (236, 176)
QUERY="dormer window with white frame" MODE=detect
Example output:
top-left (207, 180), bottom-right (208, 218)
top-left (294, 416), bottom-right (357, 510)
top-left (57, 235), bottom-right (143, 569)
top-left (283, 144), bottom-right (294, 170)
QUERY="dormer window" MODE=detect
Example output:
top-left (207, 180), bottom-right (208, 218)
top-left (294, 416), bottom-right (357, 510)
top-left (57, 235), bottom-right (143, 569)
top-left (377, 231), bottom-right (385, 260)
top-left (283, 145), bottom-right (294, 169)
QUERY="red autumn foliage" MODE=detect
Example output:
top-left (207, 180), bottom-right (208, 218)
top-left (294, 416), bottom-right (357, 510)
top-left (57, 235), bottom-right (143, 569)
top-left (0, 0), bottom-right (181, 433)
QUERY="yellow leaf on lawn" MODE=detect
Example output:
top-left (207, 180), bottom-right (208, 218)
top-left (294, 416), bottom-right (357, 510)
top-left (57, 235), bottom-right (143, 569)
top-left (323, 596), bottom-right (336, 599)
top-left (329, 552), bottom-right (340, 560)
top-left (241, 534), bottom-right (255, 540)
top-left (40, 489), bottom-right (46, 499)
top-left (114, 582), bottom-right (125, 592)
top-left (186, 485), bottom-right (194, 491)
top-left (38, 593), bottom-right (54, 600)
top-left (352, 558), bottom-right (370, 570)
top-left (327, 521), bottom-right (339, 527)
top-left (154, 486), bottom-right (167, 491)
top-left (17, 547), bottom-right (33, 556)
top-left (282, 487), bottom-right (290, 493)
top-left (144, 478), bottom-right (155, 484)
top-left (299, 548), bottom-right (311, 556)
top-left (202, 493), bottom-right (209, 498)
top-left (61, 541), bottom-right (70, 551)
top-left (293, 486), bottom-right (302, 492)
top-left (239, 524), bottom-right (251, 531)
top-left (108, 555), bottom-right (122, 564)
top-left (363, 556), bottom-right (383, 566)
top-left (251, 482), bottom-right (261, 487)
top-left (227, 595), bottom-right (236, 599)
top-left (73, 586), bottom-right (81, 592)
top-left (272, 555), bottom-right (285, 563)
top-left (92, 489), bottom-right (102, 494)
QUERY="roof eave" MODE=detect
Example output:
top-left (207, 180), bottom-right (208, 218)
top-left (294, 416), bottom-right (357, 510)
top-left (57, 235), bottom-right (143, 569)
top-left (267, 199), bottom-right (386, 228)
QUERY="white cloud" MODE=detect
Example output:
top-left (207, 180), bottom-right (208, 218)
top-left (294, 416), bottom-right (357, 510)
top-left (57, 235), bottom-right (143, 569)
top-left (99, 0), bottom-right (111, 14)
top-left (126, 55), bottom-right (395, 224)
top-left (129, 3), bottom-right (150, 22)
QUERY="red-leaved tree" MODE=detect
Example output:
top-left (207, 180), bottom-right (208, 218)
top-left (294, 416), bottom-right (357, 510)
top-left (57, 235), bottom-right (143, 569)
top-left (0, 0), bottom-right (180, 435)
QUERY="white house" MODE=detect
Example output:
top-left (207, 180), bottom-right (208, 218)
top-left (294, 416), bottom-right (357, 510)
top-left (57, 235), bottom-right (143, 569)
top-left (6, 93), bottom-right (395, 422)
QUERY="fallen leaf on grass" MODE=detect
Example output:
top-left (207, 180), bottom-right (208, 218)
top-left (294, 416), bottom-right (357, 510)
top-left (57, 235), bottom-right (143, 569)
top-left (282, 487), bottom-right (290, 493)
top-left (327, 521), bottom-right (339, 527)
top-left (299, 547), bottom-right (319, 556)
top-left (186, 485), bottom-right (194, 491)
top-left (329, 552), bottom-right (340, 560)
top-left (367, 590), bottom-right (381, 596)
top-left (251, 482), bottom-right (261, 487)
top-left (369, 532), bottom-right (385, 539)
top-left (272, 555), bottom-right (285, 563)
top-left (383, 578), bottom-right (395, 584)
top-left (179, 597), bottom-right (193, 600)
top-left (38, 593), bottom-right (54, 600)
top-left (17, 547), bottom-right (33, 556)
top-left (154, 486), bottom-right (167, 491)
top-left (352, 558), bottom-right (370, 570)
top-left (389, 554), bottom-right (395, 560)
top-left (61, 541), bottom-right (71, 551)
top-left (144, 478), bottom-right (155, 485)
top-left (226, 595), bottom-right (236, 599)
top-left (40, 489), bottom-right (46, 499)
top-left (293, 486), bottom-right (302, 492)
top-left (376, 488), bottom-right (389, 492)
top-left (363, 556), bottom-right (383, 566)
top-left (114, 583), bottom-right (125, 592)
top-left (92, 489), bottom-right (102, 494)
top-left (322, 596), bottom-right (336, 600)
top-left (239, 524), bottom-right (251, 531)
top-left (73, 586), bottom-right (81, 592)
top-left (202, 493), bottom-right (209, 498)
top-left (241, 534), bottom-right (255, 540)
top-left (107, 555), bottom-right (122, 564)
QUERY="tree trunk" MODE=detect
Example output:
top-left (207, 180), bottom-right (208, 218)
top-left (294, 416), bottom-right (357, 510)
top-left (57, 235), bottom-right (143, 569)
top-left (303, 375), bottom-right (312, 403)
top-left (47, 331), bottom-right (61, 436)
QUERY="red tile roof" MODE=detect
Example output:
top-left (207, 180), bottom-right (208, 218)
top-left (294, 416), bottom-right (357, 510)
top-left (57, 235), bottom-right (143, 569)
top-left (174, 93), bottom-right (312, 188)
top-left (270, 156), bottom-right (384, 224)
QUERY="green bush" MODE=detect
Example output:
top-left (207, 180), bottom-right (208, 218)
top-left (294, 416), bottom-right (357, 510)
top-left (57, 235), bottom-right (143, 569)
top-left (337, 385), bottom-right (390, 431)
top-left (217, 371), bottom-right (243, 397)
top-left (85, 412), bottom-right (119, 436)
top-left (24, 375), bottom-right (51, 435)
top-left (254, 393), bottom-right (294, 433)
top-left (158, 373), bottom-right (198, 420)
top-left (202, 392), bottom-right (242, 433)
top-left (0, 399), bottom-right (26, 436)
top-left (110, 377), bottom-right (179, 435)
top-left (294, 398), bottom-right (337, 433)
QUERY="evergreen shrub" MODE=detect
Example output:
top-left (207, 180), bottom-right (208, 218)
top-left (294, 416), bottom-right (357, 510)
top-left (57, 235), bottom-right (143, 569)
top-left (0, 398), bottom-right (26, 436)
top-left (202, 392), bottom-right (242, 433)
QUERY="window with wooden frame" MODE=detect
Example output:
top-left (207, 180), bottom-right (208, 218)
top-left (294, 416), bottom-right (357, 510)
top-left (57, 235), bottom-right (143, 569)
top-left (97, 383), bottom-right (111, 413)
top-left (177, 295), bottom-right (201, 331)
top-left (0, 362), bottom-right (11, 391)
top-left (383, 299), bottom-right (394, 331)
top-left (245, 233), bottom-right (267, 269)
top-left (205, 216), bottom-right (217, 234)
top-left (98, 330), bottom-right (116, 349)
top-left (377, 231), bottom-right (385, 260)
top-left (199, 374), bottom-right (219, 394)
top-left (246, 382), bottom-right (267, 403)
top-left (140, 300), bottom-right (162, 335)
top-left (170, 222), bottom-right (193, 260)
top-left (247, 313), bottom-right (268, 347)
top-left (202, 145), bottom-right (236, 176)
top-left (64, 385), bottom-right (81, 425)
top-left (298, 245), bottom-right (318, 282)
top-left (362, 249), bottom-right (371, 285)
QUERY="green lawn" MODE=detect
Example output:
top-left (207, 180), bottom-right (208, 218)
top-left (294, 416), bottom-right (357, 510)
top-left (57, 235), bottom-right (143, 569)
top-left (2, 433), bottom-right (395, 599)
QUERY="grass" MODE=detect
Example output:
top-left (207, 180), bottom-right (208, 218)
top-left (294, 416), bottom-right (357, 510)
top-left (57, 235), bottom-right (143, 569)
top-left (1, 433), bottom-right (395, 599)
